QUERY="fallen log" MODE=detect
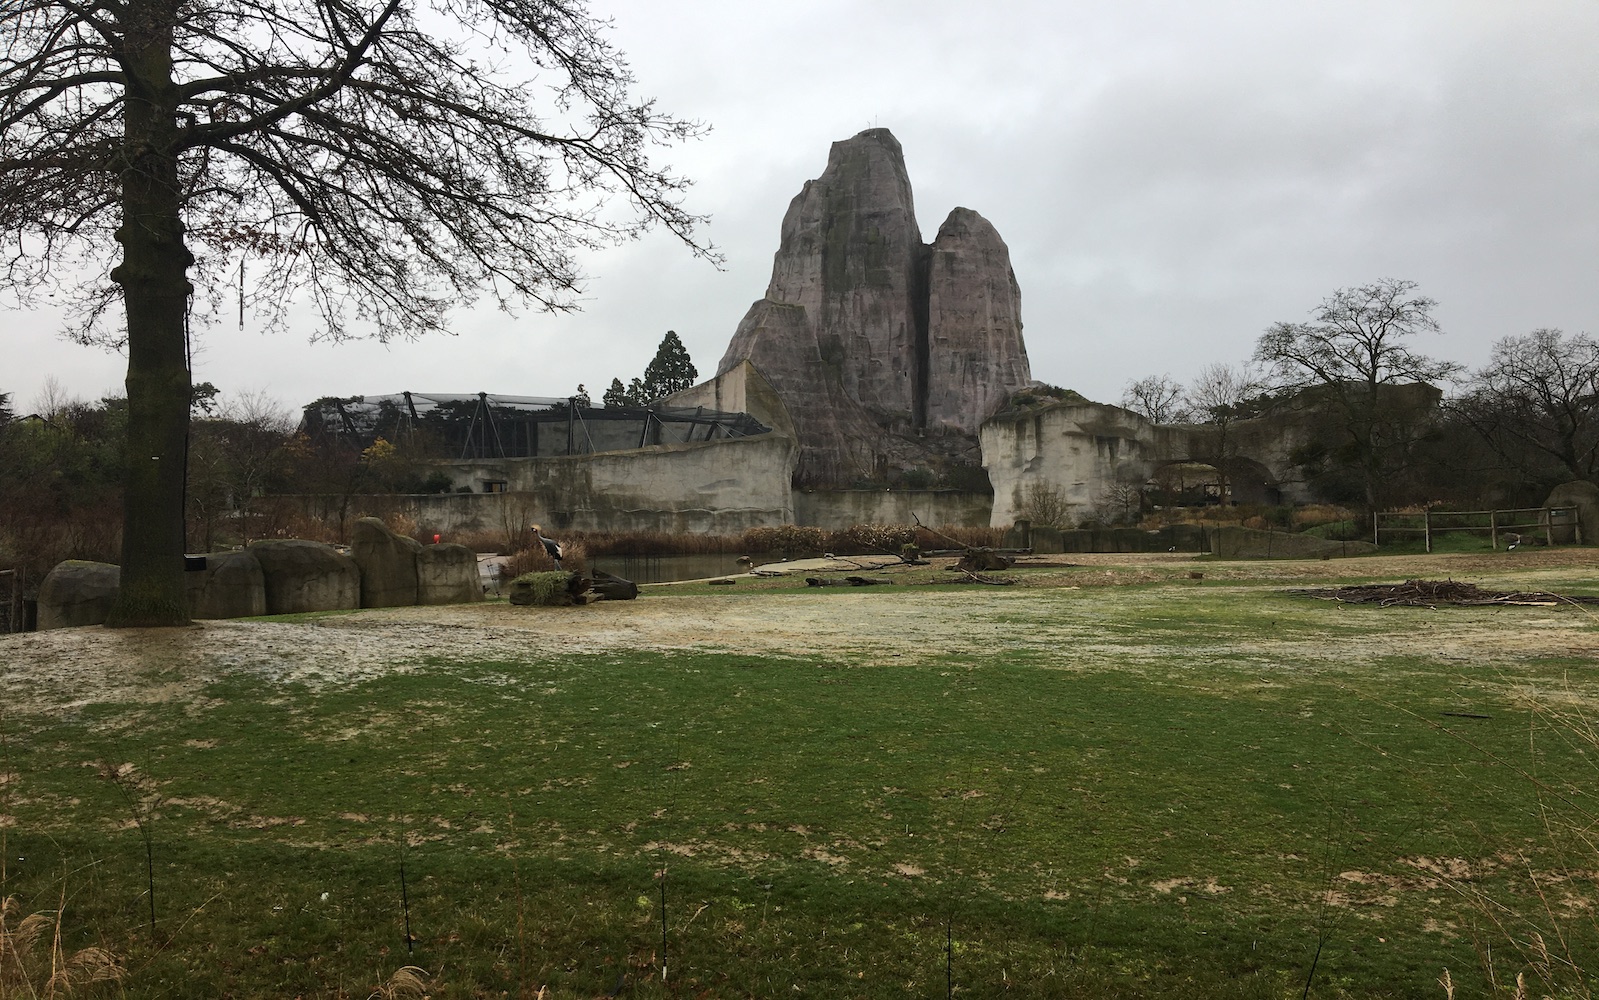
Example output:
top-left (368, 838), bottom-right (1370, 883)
top-left (506, 569), bottom-right (639, 606)
top-left (591, 569), bottom-right (639, 600)
top-left (805, 575), bottom-right (895, 587)
top-left (955, 547), bottom-right (1014, 573)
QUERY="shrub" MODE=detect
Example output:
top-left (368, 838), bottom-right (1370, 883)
top-left (501, 539), bottom-right (587, 578)
top-left (741, 525), bottom-right (829, 554)
top-left (506, 571), bottom-right (573, 606)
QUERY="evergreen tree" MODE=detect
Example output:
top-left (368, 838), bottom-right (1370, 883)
top-left (640, 331), bottom-right (698, 400)
top-left (602, 378), bottom-right (634, 408)
top-left (573, 384), bottom-right (592, 408)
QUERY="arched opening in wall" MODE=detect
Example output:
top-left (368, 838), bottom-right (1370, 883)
top-left (1149, 461), bottom-right (1220, 508)
top-left (1223, 457), bottom-right (1283, 506)
top-left (1149, 458), bottom-right (1282, 507)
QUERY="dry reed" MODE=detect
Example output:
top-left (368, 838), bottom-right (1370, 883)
top-left (0, 894), bottom-right (123, 997)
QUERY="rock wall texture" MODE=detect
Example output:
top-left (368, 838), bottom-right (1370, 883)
top-left (351, 516), bottom-right (422, 608)
top-left (37, 560), bottom-right (122, 630)
top-left (718, 128), bottom-right (1031, 486)
top-left (981, 400), bottom-right (1315, 528)
top-left (924, 208), bottom-right (1030, 436)
top-left (249, 539), bottom-right (361, 615)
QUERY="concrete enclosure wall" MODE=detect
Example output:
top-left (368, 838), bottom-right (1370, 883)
top-left (982, 401), bottom-right (1316, 527)
top-left (793, 490), bottom-right (992, 529)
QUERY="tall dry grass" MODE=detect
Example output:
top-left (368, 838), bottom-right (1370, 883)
top-left (1432, 683), bottom-right (1599, 998)
top-left (500, 539), bottom-right (589, 579)
top-left (0, 894), bottom-right (123, 997)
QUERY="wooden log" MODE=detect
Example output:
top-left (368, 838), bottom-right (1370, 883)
top-left (590, 569), bottom-right (639, 600)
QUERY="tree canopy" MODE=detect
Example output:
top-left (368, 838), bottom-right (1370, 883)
top-left (1256, 279), bottom-right (1459, 509)
top-left (2, 0), bottom-right (713, 624)
top-left (640, 330), bottom-right (698, 399)
top-left (1456, 328), bottom-right (1599, 487)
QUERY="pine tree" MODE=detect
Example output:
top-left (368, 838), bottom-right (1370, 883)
top-left (640, 331), bottom-right (698, 400)
top-left (602, 378), bottom-right (632, 408)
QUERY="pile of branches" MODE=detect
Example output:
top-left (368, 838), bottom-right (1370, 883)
top-left (1291, 579), bottom-right (1599, 608)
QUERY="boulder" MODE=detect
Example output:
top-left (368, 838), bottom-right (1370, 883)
top-left (184, 550), bottom-right (268, 620)
top-left (351, 517), bottom-right (422, 608)
top-left (248, 539), bottom-right (361, 614)
top-left (417, 543), bottom-right (483, 605)
top-left (1544, 481), bottom-right (1599, 544)
top-left (37, 560), bottom-right (120, 630)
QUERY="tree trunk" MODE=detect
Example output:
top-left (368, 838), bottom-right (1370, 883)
top-left (106, 0), bottom-right (195, 627)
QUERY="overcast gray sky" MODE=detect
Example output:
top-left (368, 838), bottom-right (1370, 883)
top-left (8, 0), bottom-right (1597, 416)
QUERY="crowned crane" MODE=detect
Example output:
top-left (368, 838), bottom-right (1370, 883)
top-left (530, 525), bottom-right (563, 569)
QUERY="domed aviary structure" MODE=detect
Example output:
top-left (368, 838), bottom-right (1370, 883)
top-left (718, 129), bottom-right (1032, 486)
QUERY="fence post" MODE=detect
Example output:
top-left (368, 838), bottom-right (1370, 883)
top-left (1424, 509), bottom-right (1432, 554)
top-left (1544, 507), bottom-right (1554, 548)
top-left (1373, 511), bottom-right (1380, 545)
top-left (1490, 509), bottom-right (1497, 550)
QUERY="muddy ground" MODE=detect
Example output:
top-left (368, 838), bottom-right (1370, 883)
top-left (5, 549), bottom-right (1597, 716)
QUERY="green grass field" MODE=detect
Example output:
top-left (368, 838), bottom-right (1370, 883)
top-left (4, 553), bottom-right (1599, 998)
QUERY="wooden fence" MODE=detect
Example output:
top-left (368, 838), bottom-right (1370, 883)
top-left (0, 568), bottom-right (24, 634)
top-left (1373, 506), bottom-right (1580, 553)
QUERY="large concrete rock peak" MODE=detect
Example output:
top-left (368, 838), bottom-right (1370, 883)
top-left (719, 128), bottom-right (1032, 486)
top-left (926, 207), bottom-right (1031, 435)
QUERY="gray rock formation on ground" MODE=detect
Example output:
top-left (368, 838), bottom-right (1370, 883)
top-left (248, 539), bottom-right (361, 614)
top-left (351, 517), bottom-right (422, 608)
top-left (185, 550), bottom-right (268, 619)
top-left (1545, 480), bottom-right (1599, 544)
top-left (417, 543), bottom-right (483, 605)
top-left (718, 128), bottom-right (1031, 485)
top-left (37, 560), bottom-right (121, 629)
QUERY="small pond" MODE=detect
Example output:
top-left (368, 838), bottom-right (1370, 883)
top-left (588, 553), bottom-right (749, 584)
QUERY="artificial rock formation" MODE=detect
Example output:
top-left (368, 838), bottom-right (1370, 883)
top-left (924, 208), bottom-right (1030, 435)
top-left (417, 543), bottom-right (483, 605)
top-left (37, 560), bottom-right (122, 629)
top-left (249, 539), bottom-right (361, 614)
top-left (718, 128), bottom-right (1031, 486)
top-left (351, 516), bottom-right (422, 608)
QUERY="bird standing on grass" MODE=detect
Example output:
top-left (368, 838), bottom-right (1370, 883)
top-left (530, 525), bottom-right (563, 569)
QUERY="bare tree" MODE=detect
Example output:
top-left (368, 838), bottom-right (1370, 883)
top-left (2, 0), bottom-right (715, 624)
top-left (1120, 374), bottom-right (1190, 423)
top-left (1255, 279), bottom-right (1459, 510)
top-left (1188, 362), bottom-right (1260, 505)
top-left (1456, 328), bottom-right (1599, 486)
top-left (1017, 481), bottom-right (1069, 529)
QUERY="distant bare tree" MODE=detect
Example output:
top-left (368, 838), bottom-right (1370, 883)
top-left (1121, 374), bottom-right (1191, 423)
top-left (2, 0), bottom-right (715, 624)
top-left (1456, 328), bottom-right (1599, 485)
top-left (1090, 482), bottom-right (1145, 526)
top-left (1255, 279), bottom-right (1459, 510)
top-left (1017, 481), bottom-right (1069, 529)
top-left (1188, 363), bottom-right (1261, 504)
